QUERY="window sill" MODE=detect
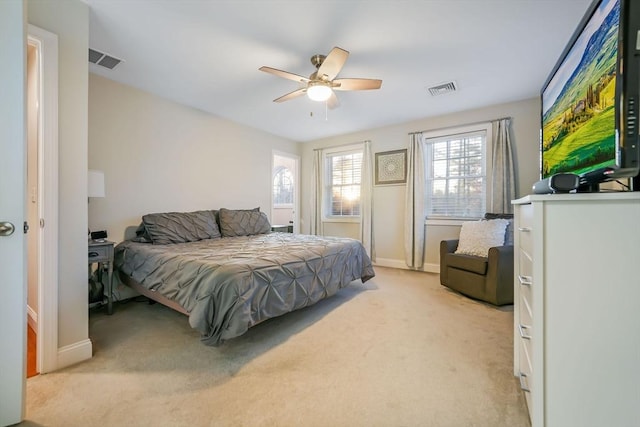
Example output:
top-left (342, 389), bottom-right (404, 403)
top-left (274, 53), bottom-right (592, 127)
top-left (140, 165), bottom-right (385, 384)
top-left (425, 218), bottom-right (480, 226)
top-left (322, 217), bottom-right (360, 224)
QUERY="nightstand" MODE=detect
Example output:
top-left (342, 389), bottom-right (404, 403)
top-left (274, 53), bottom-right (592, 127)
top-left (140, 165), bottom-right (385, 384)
top-left (88, 239), bottom-right (114, 315)
top-left (271, 224), bottom-right (293, 233)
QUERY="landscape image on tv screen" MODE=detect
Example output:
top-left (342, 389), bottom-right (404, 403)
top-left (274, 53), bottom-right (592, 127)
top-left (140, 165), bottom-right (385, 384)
top-left (541, 0), bottom-right (619, 178)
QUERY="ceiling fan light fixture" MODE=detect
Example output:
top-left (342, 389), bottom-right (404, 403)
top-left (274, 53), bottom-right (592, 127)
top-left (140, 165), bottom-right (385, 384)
top-left (307, 83), bottom-right (332, 102)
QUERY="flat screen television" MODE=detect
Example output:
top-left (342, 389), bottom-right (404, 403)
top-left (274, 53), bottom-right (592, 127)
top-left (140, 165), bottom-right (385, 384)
top-left (540, 0), bottom-right (640, 192)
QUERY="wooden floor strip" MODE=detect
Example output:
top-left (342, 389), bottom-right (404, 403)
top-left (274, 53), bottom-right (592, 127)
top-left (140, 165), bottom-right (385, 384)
top-left (27, 324), bottom-right (38, 378)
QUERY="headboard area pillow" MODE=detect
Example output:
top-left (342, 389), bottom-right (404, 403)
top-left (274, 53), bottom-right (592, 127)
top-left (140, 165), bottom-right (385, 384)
top-left (131, 222), bottom-right (153, 243)
top-left (219, 208), bottom-right (271, 237)
top-left (141, 210), bottom-right (221, 245)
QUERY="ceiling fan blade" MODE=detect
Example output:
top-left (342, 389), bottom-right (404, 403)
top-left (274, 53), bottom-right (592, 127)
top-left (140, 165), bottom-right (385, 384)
top-left (333, 78), bottom-right (382, 91)
top-left (327, 91), bottom-right (340, 109)
top-left (273, 88), bottom-right (306, 103)
top-left (259, 66), bottom-right (310, 83)
top-left (317, 47), bottom-right (349, 81)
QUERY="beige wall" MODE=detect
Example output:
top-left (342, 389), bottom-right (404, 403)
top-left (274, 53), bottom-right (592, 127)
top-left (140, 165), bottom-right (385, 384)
top-left (88, 74), bottom-right (299, 244)
top-left (28, 0), bottom-right (89, 350)
top-left (300, 97), bottom-right (541, 270)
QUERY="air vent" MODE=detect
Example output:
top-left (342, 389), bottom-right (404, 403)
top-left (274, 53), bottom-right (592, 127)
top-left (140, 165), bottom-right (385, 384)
top-left (88, 48), bottom-right (123, 70)
top-left (428, 81), bottom-right (457, 96)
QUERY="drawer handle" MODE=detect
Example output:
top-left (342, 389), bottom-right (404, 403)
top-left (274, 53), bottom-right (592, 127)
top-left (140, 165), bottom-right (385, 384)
top-left (518, 227), bottom-right (531, 232)
top-left (518, 324), bottom-right (532, 340)
top-left (89, 251), bottom-right (100, 258)
top-left (519, 372), bottom-right (531, 393)
top-left (518, 275), bottom-right (532, 286)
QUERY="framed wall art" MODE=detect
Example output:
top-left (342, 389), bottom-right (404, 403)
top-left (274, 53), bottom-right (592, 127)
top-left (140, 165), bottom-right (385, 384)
top-left (375, 149), bottom-right (407, 185)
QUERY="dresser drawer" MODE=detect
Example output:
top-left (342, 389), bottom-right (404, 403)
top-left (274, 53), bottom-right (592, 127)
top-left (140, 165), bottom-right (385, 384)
top-left (88, 244), bottom-right (111, 262)
top-left (518, 249), bottom-right (533, 301)
top-left (518, 203), bottom-right (533, 229)
top-left (518, 336), bottom-right (533, 416)
top-left (517, 204), bottom-right (533, 249)
top-left (519, 292), bottom-right (533, 335)
top-left (519, 227), bottom-right (533, 255)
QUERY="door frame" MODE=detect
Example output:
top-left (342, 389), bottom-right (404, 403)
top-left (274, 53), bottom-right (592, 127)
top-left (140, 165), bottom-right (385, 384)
top-left (28, 24), bottom-right (59, 374)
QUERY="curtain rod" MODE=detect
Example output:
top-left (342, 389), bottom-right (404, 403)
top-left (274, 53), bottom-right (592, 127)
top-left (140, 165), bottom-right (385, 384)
top-left (408, 116), bottom-right (512, 135)
top-left (312, 140), bottom-right (370, 151)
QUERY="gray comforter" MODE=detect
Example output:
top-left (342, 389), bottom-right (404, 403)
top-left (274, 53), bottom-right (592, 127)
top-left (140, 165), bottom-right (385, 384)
top-left (114, 233), bottom-right (375, 345)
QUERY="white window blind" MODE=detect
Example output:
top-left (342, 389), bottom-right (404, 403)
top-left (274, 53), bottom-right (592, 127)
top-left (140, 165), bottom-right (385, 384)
top-left (324, 150), bottom-right (362, 217)
top-left (425, 129), bottom-right (487, 219)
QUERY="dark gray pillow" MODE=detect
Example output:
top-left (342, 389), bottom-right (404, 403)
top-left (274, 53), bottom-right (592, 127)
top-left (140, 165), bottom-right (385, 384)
top-left (142, 210), bottom-right (221, 245)
top-left (218, 208), bottom-right (271, 237)
top-left (131, 222), bottom-right (152, 243)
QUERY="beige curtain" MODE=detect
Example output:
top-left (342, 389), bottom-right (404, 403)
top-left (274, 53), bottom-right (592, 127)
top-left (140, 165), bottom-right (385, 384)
top-left (310, 149), bottom-right (324, 236)
top-left (491, 118), bottom-right (516, 213)
top-left (404, 133), bottom-right (426, 269)
top-left (360, 141), bottom-right (374, 260)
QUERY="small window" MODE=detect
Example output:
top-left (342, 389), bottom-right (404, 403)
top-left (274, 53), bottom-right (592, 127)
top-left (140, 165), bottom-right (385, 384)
top-left (273, 166), bottom-right (293, 206)
top-left (324, 150), bottom-right (363, 218)
top-left (424, 126), bottom-right (490, 219)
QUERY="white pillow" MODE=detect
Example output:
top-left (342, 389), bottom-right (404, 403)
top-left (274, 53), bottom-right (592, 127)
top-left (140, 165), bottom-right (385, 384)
top-left (455, 219), bottom-right (509, 257)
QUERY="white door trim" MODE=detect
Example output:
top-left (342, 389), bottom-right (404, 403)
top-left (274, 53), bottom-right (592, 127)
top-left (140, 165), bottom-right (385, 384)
top-left (28, 24), bottom-right (59, 374)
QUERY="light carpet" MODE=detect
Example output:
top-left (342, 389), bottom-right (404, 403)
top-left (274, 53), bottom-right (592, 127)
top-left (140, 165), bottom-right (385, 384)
top-left (21, 267), bottom-right (529, 427)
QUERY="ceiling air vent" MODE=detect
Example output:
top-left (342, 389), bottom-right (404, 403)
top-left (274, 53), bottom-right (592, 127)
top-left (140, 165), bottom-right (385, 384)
top-left (428, 81), bottom-right (457, 96)
top-left (88, 48), bottom-right (123, 70)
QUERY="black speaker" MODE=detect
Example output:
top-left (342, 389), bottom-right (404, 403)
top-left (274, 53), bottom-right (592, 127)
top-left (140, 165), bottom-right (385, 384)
top-left (90, 230), bottom-right (108, 240)
top-left (532, 173), bottom-right (580, 194)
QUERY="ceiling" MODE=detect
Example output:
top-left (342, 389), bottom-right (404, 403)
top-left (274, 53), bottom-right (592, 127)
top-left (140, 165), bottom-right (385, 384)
top-left (85, 0), bottom-right (592, 142)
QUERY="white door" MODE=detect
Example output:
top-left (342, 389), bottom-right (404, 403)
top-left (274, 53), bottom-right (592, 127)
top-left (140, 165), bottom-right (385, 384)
top-left (271, 152), bottom-right (300, 233)
top-left (0, 1), bottom-right (27, 425)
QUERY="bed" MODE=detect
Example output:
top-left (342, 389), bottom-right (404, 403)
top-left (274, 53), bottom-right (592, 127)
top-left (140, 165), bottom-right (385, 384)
top-left (114, 208), bottom-right (375, 346)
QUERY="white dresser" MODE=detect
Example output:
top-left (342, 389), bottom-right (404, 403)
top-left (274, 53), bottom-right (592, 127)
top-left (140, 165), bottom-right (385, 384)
top-left (513, 193), bottom-right (640, 427)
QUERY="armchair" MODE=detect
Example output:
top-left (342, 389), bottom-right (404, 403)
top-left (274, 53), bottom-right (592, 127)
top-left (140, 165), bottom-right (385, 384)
top-left (439, 214), bottom-right (514, 306)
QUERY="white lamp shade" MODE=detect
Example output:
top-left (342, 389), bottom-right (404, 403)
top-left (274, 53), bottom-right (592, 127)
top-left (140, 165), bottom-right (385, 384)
top-left (307, 83), bottom-right (332, 102)
top-left (88, 170), bottom-right (105, 198)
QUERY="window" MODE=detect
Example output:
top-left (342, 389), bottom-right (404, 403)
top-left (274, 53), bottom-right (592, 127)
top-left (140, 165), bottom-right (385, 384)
top-left (273, 166), bottom-right (293, 206)
top-left (324, 149), bottom-right (363, 218)
top-left (424, 125), bottom-right (491, 219)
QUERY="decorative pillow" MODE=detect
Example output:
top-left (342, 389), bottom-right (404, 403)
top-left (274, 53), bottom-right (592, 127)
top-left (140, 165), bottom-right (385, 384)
top-left (131, 222), bottom-right (152, 243)
top-left (141, 210), bottom-right (221, 245)
top-left (219, 208), bottom-right (271, 237)
top-left (483, 213), bottom-right (514, 246)
top-left (455, 218), bottom-right (509, 257)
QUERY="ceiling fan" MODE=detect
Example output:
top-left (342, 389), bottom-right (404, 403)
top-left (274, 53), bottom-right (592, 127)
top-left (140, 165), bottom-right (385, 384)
top-left (259, 47), bottom-right (382, 109)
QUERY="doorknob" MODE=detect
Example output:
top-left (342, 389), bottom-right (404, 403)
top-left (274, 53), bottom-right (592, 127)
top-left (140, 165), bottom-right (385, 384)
top-left (0, 222), bottom-right (15, 236)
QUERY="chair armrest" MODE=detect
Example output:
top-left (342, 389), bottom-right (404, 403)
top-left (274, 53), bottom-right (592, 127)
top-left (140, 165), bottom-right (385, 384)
top-left (485, 245), bottom-right (514, 305)
top-left (439, 240), bottom-right (459, 285)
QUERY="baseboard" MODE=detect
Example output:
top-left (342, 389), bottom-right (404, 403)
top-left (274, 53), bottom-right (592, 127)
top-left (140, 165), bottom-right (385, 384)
top-left (57, 338), bottom-right (92, 370)
top-left (27, 304), bottom-right (37, 331)
top-left (373, 258), bottom-right (407, 269)
top-left (422, 263), bottom-right (440, 273)
top-left (373, 258), bottom-right (440, 274)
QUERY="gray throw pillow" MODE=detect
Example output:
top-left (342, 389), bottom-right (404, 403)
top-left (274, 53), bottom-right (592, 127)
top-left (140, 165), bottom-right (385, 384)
top-left (142, 210), bottom-right (221, 244)
top-left (218, 208), bottom-right (271, 237)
